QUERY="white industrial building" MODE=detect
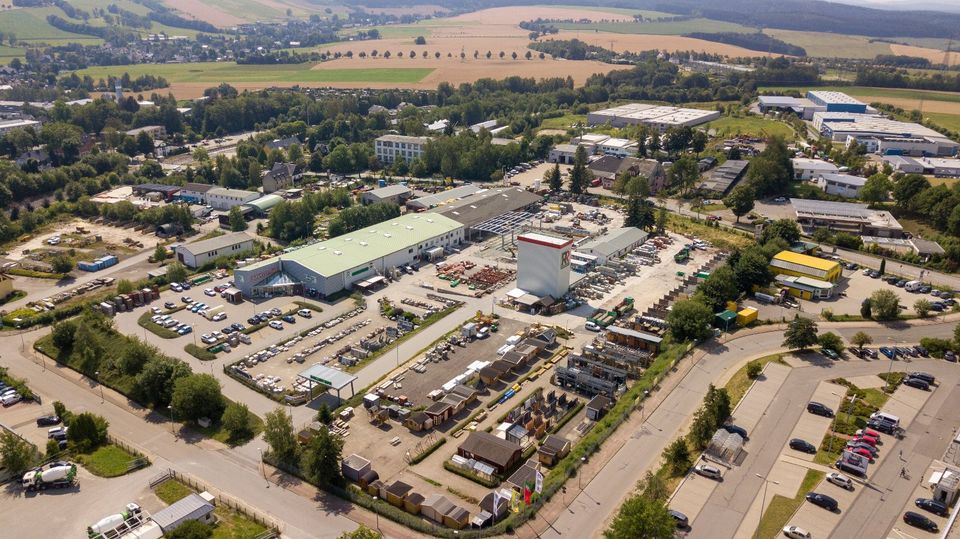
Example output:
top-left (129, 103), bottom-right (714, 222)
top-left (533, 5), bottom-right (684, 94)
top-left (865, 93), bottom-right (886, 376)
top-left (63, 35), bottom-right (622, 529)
top-left (791, 158), bottom-right (839, 180)
top-left (0, 118), bottom-right (40, 135)
top-left (882, 155), bottom-right (925, 174)
top-left (548, 143), bottom-right (589, 164)
top-left (175, 232), bottom-right (255, 268)
top-left (234, 213), bottom-right (463, 298)
top-left (360, 184), bottom-right (413, 205)
top-left (813, 112), bottom-right (959, 157)
top-left (586, 103), bottom-right (721, 132)
top-left (597, 138), bottom-right (639, 158)
top-left (516, 232), bottom-right (572, 299)
top-left (812, 173), bottom-right (867, 198)
top-left (374, 134), bottom-right (431, 164)
top-left (918, 157), bottom-right (960, 178)
top-left (206, 187), bottom-right (259, 210)
top-left (575, 228), bottom-right (648, 264)
top-left (756, 95), bottom-right (825, 120)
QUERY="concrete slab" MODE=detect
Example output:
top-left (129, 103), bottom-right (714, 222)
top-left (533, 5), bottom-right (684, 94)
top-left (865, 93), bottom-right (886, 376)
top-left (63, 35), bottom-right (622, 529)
top-left (670, 467), bottom-right (722, 524)
top-left (884, 384), bottom-right (934, 429)
top-left (731, 460), bottom-right (809, 539)
top-left (783, 382), bottom-right (847, 462)
top-left (787, 473), bottom-right (858, 539)
top-left (729, 362), bottom-right (791, 434)
top-left (847, 374), bottom-right (885, 389)
top-left (886, 461), bottom-right (953, 539)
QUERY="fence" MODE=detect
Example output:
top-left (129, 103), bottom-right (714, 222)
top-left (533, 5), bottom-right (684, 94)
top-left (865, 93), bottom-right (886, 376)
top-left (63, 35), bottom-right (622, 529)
top-left (106, 434), bottom-right (152, 472)
top-left (149, 467), bottom-right (281, 536)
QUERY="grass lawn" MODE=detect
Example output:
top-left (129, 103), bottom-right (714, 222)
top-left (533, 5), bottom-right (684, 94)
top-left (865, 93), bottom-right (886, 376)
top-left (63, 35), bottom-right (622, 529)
top-left (923, 112), bottom-right (960, 132)
top-left (551, 18), bottom-right (753, 35)
top-left (137, 311), bottom-right (180, 339)
top-left (0, 7), bottom-right (103, 44)
top-left (724, 354), bottom-right (787, 407)
top-left (77, 444), bottom-right (145, 478)
top-left (192, 409), bottom-right (263, 446)
top-left (75, 62), bottom-right (435, 83)
top-left (665, 213), bottom-right (755, 251)
top-left (539, 113), bottom-right (587, 131)
top-left (154, 479), bottom-right (269, 539)
top-left (705, 115), bottom-right (795, 139)
top-left (756, 469), bottom-right (825, 539)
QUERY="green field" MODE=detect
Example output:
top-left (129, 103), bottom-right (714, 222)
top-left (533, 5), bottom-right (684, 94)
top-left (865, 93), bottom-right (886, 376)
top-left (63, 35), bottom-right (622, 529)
top-left (764, 29), bottom-right (892, 59)
top-left (546, 5), bottom-right (677, 19)
top-left (0, 7), bottom-right (101, 44)
top-left (346, 25), bottom-right (433, 39)
top-left (552, 18), bottom-right (755, 36)
top-left (76, 62), bottom-right (435, 83)
top-left (924, 112), bottom-right (960, 132)
top-left (705, 115), bottom-right (795, 139)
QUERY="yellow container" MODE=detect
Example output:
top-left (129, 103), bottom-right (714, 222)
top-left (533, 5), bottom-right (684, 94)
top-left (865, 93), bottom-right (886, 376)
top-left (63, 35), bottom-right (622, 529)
top-left (737, 307), bottom-right (759, 326)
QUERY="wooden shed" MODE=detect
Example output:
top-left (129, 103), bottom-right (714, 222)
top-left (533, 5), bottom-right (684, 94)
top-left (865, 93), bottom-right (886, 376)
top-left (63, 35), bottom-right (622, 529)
top-left (404, 492), bottom-right (424, 515)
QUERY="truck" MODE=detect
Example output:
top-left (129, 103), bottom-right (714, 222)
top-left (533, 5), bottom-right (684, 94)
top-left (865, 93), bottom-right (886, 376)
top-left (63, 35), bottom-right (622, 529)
top-left (21, 462), bottom-right (77, 491)
top-left (588, 309), bottom-right (617, 328)
top-left (904, 280), bottom-right (923, 292)
top-left (88, 503), bottom-right (144, 539)
top-left (613, 297), bottom-right (634, 316)
top-left (203, 305), bottom-right (225, 320)
top-left (674, 248), bottom-right (690, 263)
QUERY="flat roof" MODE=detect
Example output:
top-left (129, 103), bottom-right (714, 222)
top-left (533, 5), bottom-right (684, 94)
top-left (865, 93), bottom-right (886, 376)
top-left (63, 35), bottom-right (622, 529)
top-left (588, 103), bottom-right (719, 126)
top-left (758, 95), bottom-right (802, 107)
top-left (365, 184), bottom-right (412, 198)
top-left (807, 90), bottom-right (866, 106)
top-left (151, 493), bottom-right (214, 529)
top-left (297, 364), bottom-right (357, 390)
top-left (791, 198), bottom-right (903, 231)
top-left (376, 134), bottom-right (431, 144)
top-left (791, 158), bottom-right (839, 171)
top-left (179, 232), bottom-right (253, 256)
top-left (208, 187), bottom-right (258, 198)
top-left (243, 213), bottom-right (462, 278)
top-left (436, 187), bottom-right (540, 228)
top-left (775, 274), bottom-right (835, 290)
top-left (518, 232), bottom-right (573, 249)
top-left (817, 173), bottom-right (867, 186)
top-left (407, 184), bottom-right (482, 209)
top-left (578, 228), bottom-right (648, 257)
top-left (772, 251), bottom-right (841, 272)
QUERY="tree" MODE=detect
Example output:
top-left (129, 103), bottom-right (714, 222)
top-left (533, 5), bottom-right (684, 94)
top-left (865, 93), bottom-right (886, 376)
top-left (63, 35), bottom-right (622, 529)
top-left (783, 315), bottom-right (818, 351)
top-left (878, 258), bottom-right (886, 275)
top-left (135, 357), bottom-right (191, 408)
top-left (639, 470), bottom-right (669, 502)
top-left (913, 298), bottom-right (932, 318)
top-left (0, 431), bottom-right (34, 474)
top-left (167, 262), bottom-right (188, 284)
top-left (568, 145), bottom-right (590, 194)
top-left (745, 136), bottom-right (793, 196)
top-left (192, 146), bottom-right (209, 162)
top-left (666, 299), bottom-right (713, 342)
top-left (818, 332), bottom-right (845, 353)
top-left (723, 184), bottom-right (755, 223)
top-left (851, 331), bottom-right (872, 350)
top-left (668, 156), bottom-right (699, 194)
top-left (603, 493), bottom-right (675, 539)
top-left (221, 402), bottom-right (253, 442)
top-left (662, 438), bottom-right (690, 474)
top-left (955, 323), bottom-right (960, 347)
top-left (860, 173), bottom-right (892, 203)
top-left (116, 279), bottom-right (135, 294)
top-left (746, 359), bottom-right (763, 379)
top-left (691, 130), bottom-right (708, 155)
top-left (153, 243), bottom-right (167, 262)
top-left (50, 255), bottom-right (74, 274)
top-left (171, 374), bottom-right (225, 423)
top-left (545, 163), bottom-right (562, 192)
top-left (760, 219), bottom-right (800, 245)
top-left (893, 174), bottom-right (930, 209)
top-left (303, 426), bottom-right (344, 486)
top-left (870, 289), bottom-right (900, 320)
top-left (67, 412), bottom-right (109, 453)
top-left (51, 320), bottom-right (78, 350)
top-left (338, 526), bottom-right (382, 539)
top-left (264, 408), bottom-right (299, 465)
top-left (316, 403), bottom-right (333, 424)
top-left (228, 206), bottom-right (247, 231)
top-left (734, 247), bottom-right (771, 294)
top-left (695, 265), bottom-right (739, 312)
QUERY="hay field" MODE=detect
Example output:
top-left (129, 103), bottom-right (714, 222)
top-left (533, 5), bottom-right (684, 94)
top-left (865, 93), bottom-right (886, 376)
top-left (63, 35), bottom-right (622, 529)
top-left (889, 44), bottom-right (960, 66)
top-left (163, 0), bottom-right (245, 26)
top-left (763, 29), bottom-right (892, 59)
top-left (353, 4), bottom-right (449, 16)
top-left (445, 6), bottom-right (639, 25)
top-left (547, 30), bottom-right (772, 57)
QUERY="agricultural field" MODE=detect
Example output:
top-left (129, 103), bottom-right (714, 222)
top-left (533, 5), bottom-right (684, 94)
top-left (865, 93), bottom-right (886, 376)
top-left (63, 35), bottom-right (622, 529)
top-left (550, 18), bottom-right (756, 36)
top-left (0, 7), bottom-right (102, 46)
top-left (704, 115), bottom-right (795, 139)
top-left (546, 30), bottom-right (769, 57)
top-left (888, 43), bottom-right (960, 66)
top-left (162, 0), bottom-right (347, 26)
top-left (77, 62), bottom-right (435, 83)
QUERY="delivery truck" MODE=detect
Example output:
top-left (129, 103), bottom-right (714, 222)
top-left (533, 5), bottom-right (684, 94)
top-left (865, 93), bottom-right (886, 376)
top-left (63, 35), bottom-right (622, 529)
top-left (21, 462), bottom-right (77, 491)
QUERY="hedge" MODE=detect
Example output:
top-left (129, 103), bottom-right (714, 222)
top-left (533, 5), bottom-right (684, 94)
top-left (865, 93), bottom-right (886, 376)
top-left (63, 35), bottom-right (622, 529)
top-left (442, 460), bottom-right (500, 488)
top-left (6, 268), bottom-right (68, 280)
top-left (137, 311), bottom-right (179, 339)
top-left (185, 343), bottom-right (217, 361)
top-left (407, 437), bottom-right (446, 465)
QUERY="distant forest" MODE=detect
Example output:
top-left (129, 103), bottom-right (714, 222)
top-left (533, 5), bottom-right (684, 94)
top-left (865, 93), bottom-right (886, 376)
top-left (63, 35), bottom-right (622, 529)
top-left (685, 33), bottom-right (806, 56)
top-left (376, 0), bottom-right (960, 39)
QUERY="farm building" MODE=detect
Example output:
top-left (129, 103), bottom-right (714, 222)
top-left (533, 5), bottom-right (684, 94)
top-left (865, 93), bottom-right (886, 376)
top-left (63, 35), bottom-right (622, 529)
top-left (769, 251), bottom-right (842, 283)
top-left (234, 213), bottom-right (463, 298)
top-left (175, 232), bottom-right (255, 269)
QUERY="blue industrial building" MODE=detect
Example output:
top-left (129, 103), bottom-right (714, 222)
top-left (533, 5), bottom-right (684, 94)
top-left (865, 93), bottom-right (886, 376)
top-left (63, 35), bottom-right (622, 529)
top-left (806, 91), bottom-right (867, 113)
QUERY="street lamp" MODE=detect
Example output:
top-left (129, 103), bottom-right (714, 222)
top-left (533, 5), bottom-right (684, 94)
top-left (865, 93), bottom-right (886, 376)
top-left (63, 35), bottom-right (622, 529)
top-left (754, 474), bottom-right (780, 539)
top-left (168, 405), bottom-right (176, 439)
top-left (95, 371), bottom-right (104, 403)
top-left (579, 456), bottom-right (587, 490)
top-left (372, 496), bottom-right (380, 532)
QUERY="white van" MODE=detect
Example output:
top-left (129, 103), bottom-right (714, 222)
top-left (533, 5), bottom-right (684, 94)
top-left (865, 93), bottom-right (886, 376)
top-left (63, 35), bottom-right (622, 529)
top-left (870, 411), bottom-right (900, 426)
top-left (904, 281), bottom-right (923, 292)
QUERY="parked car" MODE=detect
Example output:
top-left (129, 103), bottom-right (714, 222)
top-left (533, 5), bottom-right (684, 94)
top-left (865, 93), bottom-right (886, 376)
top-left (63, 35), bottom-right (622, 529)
top-left (1, 393), bottom-right (22, 406)
top-left (47, 426), bottom-right (68, 440)
top-left (945, 351), bottom-right (957, 362)
top-left (846, 442), bottom-right (878, 457)
top-left (896, 280), bottom-right (907, 287)
top-left (204, 288), bottom-right (216, 296)
top-left (171, 284), bottom-right (183, 292)
top-left (856, 428), bottom-right (881, 440)
top-left (181, 296), bottom-right (192, 303)
top-left (212, 312), bottom-right (227, 322)
top-left (826, 471), bottom-right (854, 491)
top-left (915, 498), bottom-right (949, 517)
top-left (903, 377), bottom-right (930, 391)
top-left (904, 511), bottom-right (939, 532)
top-left (269, 320), bottom-right (284, 330)
top-left (36, 415), bottom-right (61, 427)
top-left (177, 326), bottom-right (192, 335)
top-left (585, 321), bottom-right (600, 332)
top-left (867, 419), bottom-right (898, 435)
top-left (910, 372), bottom-right (936, 385)
top-left (694, 463), bottom-right (723, 481)
top-left (669, 509), bottom-right (689, 529)
top-left (807, 401), bottom-right (834, 418)
top-left (297, 309), bottom-right (312, 318)
top-left (790, 438), bottom-right (817, 454)
top-left (879, 347), bottom-right (896, 359)
top-left (822, 348), bottom-right (840, 360)
top-left (805, 492), bottom-right (838, 511)
top-left (914, 346), bottom-right (929, 358)
top-left (853, 434), bottom-right (878, 447)
top-left (248, 316), bottom-right (260, 325)
top-left (846, 447), bottom-right (875, 463)
top-left (782, 526), bottom-right (811, 539)
top-left (282, 315), bottom-right (296, 324)
top-left (722, 424), bottom-right (749, 439)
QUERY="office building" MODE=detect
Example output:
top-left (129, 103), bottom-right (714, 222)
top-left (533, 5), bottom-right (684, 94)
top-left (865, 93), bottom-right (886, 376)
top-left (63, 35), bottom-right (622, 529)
top-left (812, 173), bottom-right (867, 198)
top-left (790, 198), bottom-right (904, 238)
top-left (374, 135), bottom-right (431, 164)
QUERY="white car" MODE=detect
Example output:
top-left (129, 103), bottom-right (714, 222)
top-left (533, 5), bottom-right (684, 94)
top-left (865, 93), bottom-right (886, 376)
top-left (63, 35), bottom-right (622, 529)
top-left (204, 288), bottom-right (216, 297)
top-left (269, 320), bottom-right (283, 330)
top-left (782, 525), bottom-right (811, 539)
top-left (1, 392), bottom-right (21, 406)
top-left (585, 321), bottom-right (600, 332)
top-left (212, 312), bottom-right (227, 322)
top-left (297, 309), bottom-right (312, 318)
top-left (694, 463), bottom-right (723, 481)
top-left (826, 471), bottom-right (853, 490)
top-left (171, 284), bottom-right (183, 292)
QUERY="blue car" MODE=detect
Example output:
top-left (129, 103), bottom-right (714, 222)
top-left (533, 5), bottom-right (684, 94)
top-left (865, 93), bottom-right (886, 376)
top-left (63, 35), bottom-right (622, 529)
top-left (879, 347), bottom-right (896, 359)
top-left (177, 325), bottom-right (193, 335)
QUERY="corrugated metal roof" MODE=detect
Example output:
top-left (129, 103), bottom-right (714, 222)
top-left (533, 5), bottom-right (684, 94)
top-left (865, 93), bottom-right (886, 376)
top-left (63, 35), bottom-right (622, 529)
top-left (151, 494), bottom-right (214, 530)
top-left (772, 251), bottom-right (840, 272)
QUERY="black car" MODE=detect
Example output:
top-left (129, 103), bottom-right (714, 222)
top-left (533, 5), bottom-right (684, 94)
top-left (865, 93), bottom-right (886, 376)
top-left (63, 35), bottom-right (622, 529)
top-left (914, 346), bottom-right (929, 357)
top-left (911, 372), bottom-right (936, 385)
top-left (282, 315), bottom-right (296, 323)
top-left (247, 316), bottom-right (260, 325)
top-left (904, 511), bottom-right (939, 532)
top-left (946, 351), bottom-right (958, 362)
top-left (805, 492), bottom-right (838, 512)
top-left (36, 415), bottom-right (61, 427)
top-left (867, 419), bottom-right (898, 435)
top-left (222, 326), bottom-right (236, 334)
top-left (722, 424), bottom-right (749, 439)
top-left (807, 401), bottom-right (834, 418)
top-left (903, 377), bottom-right (930, 391)
top-left (790, 438), bottom-right (817, 454)
top-left (915, 498), bottom-right (949, 517)
top-left (669, 509), bottom-right (689, 529)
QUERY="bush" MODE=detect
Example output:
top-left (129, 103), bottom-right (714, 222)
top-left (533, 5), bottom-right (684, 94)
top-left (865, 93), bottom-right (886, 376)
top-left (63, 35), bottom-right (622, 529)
top-left (221, 401), bottom-right (254, 442)
top-left (67, 412), bottom-right (109, 453)
top-left (165, 520), bottom-right (212, 539)
top-left (920, 337), bottom-right (953, 358)
top-left (746, 360), bottom-right (762, 379)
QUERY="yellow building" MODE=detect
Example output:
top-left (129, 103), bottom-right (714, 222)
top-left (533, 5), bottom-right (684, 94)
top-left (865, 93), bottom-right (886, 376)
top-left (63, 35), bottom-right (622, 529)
top-left (769, 251), bottom-right (842, 283)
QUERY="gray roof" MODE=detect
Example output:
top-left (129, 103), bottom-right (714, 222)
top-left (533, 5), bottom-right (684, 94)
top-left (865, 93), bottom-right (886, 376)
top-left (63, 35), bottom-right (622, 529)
top-left (578, 228), bottom-right (648, 258)
top-left (422, 493), bottom-right (456, 514)
top-left (181, 182), bottom-right (214, 193)
top-left (297, 364), bottom-right (357, 390)
top-left (151, 493), bottom-right (214, 530)
top-left (178, 232), bottom-right (253, 257)
top-left (365, 184), bottom-right (412, 199)
top-left (698, 160), bottom-right (748, 194)
top-left (244, 194), bottom-right (285, 212)
top-left (911, 238), bottom-right (945, 255)
top-left (605, 325), bottom-right (663, 343)
top-left (407, 184), bottom-right (482, 209)
top-left (436, 188), bottom-right (541, 228)
top-left (208, 187), bottom-right (258, 199)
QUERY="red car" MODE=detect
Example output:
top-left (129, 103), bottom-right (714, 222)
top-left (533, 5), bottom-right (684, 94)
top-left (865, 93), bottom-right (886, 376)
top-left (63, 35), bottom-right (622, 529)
top-left (854, 435), bottom-right (878, 447)
top-left (846, 447), bottom-right (875, 463)
top-left (857, 428), bottom-right (881, 440)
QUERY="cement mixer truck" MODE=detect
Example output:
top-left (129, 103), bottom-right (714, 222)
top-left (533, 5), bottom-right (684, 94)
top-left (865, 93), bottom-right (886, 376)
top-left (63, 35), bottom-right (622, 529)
top-left (88, 503), bottom-right (144, 539)
top-left (21, 462), bottom-right (77, 491)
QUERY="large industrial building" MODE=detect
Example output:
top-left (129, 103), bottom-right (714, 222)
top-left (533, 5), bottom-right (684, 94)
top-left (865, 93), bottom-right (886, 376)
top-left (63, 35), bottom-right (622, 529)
top-left (234, 213), bottom-right (464, 298)
top-left (769, 251), bottom-right (842, 283)
top-left (586, 103), bottom-right (721, 132)
top-left (813, 112), bottom-right (959, 157)
top-left (806, 91), bottom-right (868, 113)
top-left (516, 232), bottom-right (573, 299)
top-left (406, 184), bottom-right (482, 211)
top-left (790, 198), bottom-right (904, 238)
top-left (756, 95), bottom-right (826, 120)
top-left (434, 187), bottom-right (542, 240)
